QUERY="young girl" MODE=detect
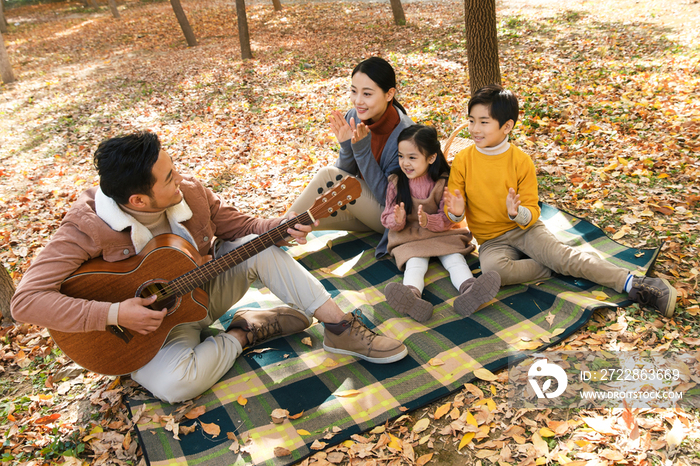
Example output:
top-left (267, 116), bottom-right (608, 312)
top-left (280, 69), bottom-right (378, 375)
top-left (287, 57), bottom-right (414, 258)
top-left (381, 125), bottom-right (501, 322)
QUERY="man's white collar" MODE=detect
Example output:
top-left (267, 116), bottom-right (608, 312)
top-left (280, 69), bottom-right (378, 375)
top-left (95, 188), bottom-right (196, 254)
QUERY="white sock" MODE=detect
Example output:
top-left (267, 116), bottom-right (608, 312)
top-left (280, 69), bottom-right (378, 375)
top-left (624, 274), bottom-right (634, 293)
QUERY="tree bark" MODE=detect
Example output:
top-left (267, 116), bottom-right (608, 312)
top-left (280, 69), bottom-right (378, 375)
top-left (389, 0), bottom-right (406, 26)
top-left (0, 30), bottom-right (14, 84)
top-left (108, 0), bottom-right (120, 19)
top-left (0, 267), bottom-right (15, 325)
top-left (464, 0), bottom-right (501, 94)
top-left (170, 0), bottom-right (197, 47)
top-left (86, 0), bottom-right (99, 9)
top-left (235, 0), bottom-right (252, 60)
top-left (0, 0), bottom-right (8, 34)
top-left (271, 0), bottom-right (282, 12)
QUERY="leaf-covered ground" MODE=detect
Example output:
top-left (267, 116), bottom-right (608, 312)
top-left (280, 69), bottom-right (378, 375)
top-left (0, 0), bottom-right (699, 464)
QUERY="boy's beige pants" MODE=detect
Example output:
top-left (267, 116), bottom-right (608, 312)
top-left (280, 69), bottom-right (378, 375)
top-left (478, 220), bottom-right (629, 293)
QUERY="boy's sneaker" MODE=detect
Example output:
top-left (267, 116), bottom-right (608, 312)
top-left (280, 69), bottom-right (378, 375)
top-left (454, 271), bottom-right (501, 317)
top-left (384, 282), bottom-right (433, 322)
top-left (228, 307), bottom-right (311, 347)
top-left (323, 311), bottom-right (408, 364)
top-left (628, 276), bottom-right (677, 318)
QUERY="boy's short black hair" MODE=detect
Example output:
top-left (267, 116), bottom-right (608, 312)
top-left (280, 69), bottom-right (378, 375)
top-left (468, 84), bottom-right (519, 128)
top-left (93, 131), bottom-right (161, 205)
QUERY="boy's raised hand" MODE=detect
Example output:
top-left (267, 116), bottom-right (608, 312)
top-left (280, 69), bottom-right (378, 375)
top-left (506, 187), bottom-right (521, 218)
top-left (443, 188), bottom-right (465, 217)
top-left (393, 202), bottom-right (406, 225)
top-left (329, 110), bottom-right (354, 143)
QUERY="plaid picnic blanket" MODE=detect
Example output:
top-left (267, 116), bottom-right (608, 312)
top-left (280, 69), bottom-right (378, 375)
top-left (128, 203), bottom-right (661, 466)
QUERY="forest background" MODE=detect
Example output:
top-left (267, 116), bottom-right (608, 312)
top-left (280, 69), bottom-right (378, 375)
top-left (0, 0), bottom-right (699, 464)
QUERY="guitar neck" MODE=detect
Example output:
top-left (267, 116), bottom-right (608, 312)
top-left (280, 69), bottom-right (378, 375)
top-left (169, 211), bottom-right (313, 295)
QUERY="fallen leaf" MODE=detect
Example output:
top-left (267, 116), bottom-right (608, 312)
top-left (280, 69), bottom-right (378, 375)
top-left (274, 446), bottom-right (291, 457)
top-left (428, 358), bottom-right (445, 366)
top-left (323, 358), bottom-right (339, 368)
top-left (184, 406), bottom-right (206, 419)
top-left (416, 452), bottom-right (434, 465)
top-left (413, 418), bottom-right (430, 433)
top-left (237, 395), bottom-right (248, 406)
top-left (271, 408), bottom-right (289, 424)
top-left (666, 418), bottom-right (687, 449)
top-left (301, 337), bottom-right (312, 346)
top-left (473, 368), bottom-right (498, 381)
top-left (334, 389), bottom-right (361, 397)
top-left (434, 402), bottom-right (451, 420)
top-left (310, 440), bottom-right (327, 450)
top-left (201, 422), bottom-right (221, 438)
top-left (458, 432), bottom-right (474, 450)
top-left (289, 411), bottom-right (304, 420)
top-left (297, 429), bottom-right (310, 436)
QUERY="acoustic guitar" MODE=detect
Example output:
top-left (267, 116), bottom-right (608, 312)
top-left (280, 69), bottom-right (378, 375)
top-left (50, 176), bottom-right (361, 375)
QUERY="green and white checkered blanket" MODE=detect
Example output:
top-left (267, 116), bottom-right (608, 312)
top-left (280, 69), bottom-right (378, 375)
top-left (128, 203), bottom-right (660, 465)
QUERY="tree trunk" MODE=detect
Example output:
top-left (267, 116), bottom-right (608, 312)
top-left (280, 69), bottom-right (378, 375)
top-left (464, 0), bottom-right (501, 94)
top-left (271, 0), bottom-right (282, 12)
top-left (0, 267), bottom-right (15, 325)
top-left (170, 0), bottom-right (197, 47)
top-left (108, 0), bottom-right (120, 19)
top-left (235, 0), bottom-right (252, 60)
top-left (0, 31), bottom-right (14, 84)
top-left (87, 0), bottom-right (99, 8)
top-left (389, 0), bottom-right (406, 26)
top-left (0, 0), bottom-right (8, 34)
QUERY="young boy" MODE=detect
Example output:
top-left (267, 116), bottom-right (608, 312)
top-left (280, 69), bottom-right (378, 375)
top-left (443, 84), bottom-right (677, 317)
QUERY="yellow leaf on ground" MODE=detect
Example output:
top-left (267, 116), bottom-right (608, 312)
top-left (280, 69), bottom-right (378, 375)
top-left (413, 418), bottom-right (430, 433)
top-left (458, 432), bottom-right (474, 450)
top-left (473, 368), bottom-right (498, 381)
top-left (370, 425), bottom-right (385, 434)
top-left (532, 432), bottom-right (548, 456)
top-left (289, 411), bottom-right (304, 420)
top-left (334, 389), bottom-right (361, 398)
top-left (296, 429), bottom-right (310, 436)
top-left (237, 395), bottom-right (247, 406)
top-left (301, 337), bottom-right (312, 347)
top-left (323, 358), bottom-right (339, 368)
top-left (388, 433), bottom-right (402, 451)
top-left (416, 452), bottom-right (434, 466)
top-left (434, 402), bottom-right (451, 420)
top-left (539, 427), bottom-right (556, 437)
top-left (428, 358), bottom-right (445, 366)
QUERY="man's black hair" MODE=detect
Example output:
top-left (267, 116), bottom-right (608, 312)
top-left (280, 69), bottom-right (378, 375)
top-left (468, 84), bottom-right (519, 128)
top-left (93, 131), bottom-right (161, 205)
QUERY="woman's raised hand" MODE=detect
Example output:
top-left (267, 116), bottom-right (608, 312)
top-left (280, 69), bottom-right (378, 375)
top-left (351, 121), bottom-right (370, 144)
top-left (329, 110), bottom-right (354, 143)
top-left (394, 202), bottom-right (406, 225)
top-left (417, 205), bottom-right (428, 228)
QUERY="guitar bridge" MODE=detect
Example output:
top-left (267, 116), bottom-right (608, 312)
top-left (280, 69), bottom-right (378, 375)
top-left (108, 325), bottom-right (133, 344)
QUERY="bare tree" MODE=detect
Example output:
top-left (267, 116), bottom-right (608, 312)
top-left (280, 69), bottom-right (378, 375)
top-left (0, 30), bottom-right (14, 83)
top-left (235, 0), bottom-right (252, 59)
top-left (271, 0), bottom-right (282, 12)
top-left (389, 0), bottom-right (406, 26)
top-left (108, 0), bottom-right (120, 19)
top-left (1, 267), bottom-right (15, 325)
top-left (170, 0), bottom-right (197, 47)
top-left (464, 0), bottom-right (501, 93)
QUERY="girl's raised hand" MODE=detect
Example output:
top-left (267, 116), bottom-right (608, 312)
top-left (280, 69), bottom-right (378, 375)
top-left (329, 110), bottom-right (353, 143)
top-left (443, 188), bottom-right (466, 217)
top-left (393, 202), bottom-right (406, 225)
top-left (506, 187), bottom-right (521, 218)
top-left (417, 204), bottom-right (428, 228)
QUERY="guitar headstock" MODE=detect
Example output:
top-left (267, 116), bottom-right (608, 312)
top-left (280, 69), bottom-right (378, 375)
top-left (308, 176), bottom-right (362, 221)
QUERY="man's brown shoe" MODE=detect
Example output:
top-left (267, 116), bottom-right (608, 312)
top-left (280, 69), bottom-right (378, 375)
top-left (228, 307), bottom-right (311, 347)
top-left (323, 311), bottom-right (408, 364)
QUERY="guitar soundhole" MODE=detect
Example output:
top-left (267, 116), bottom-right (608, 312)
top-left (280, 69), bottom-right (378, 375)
top-left (137, 279), bottom-right (181, 316)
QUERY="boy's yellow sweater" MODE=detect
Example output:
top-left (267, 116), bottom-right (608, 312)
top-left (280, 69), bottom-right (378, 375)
top-left (446, 143), bottom-right (540, 245)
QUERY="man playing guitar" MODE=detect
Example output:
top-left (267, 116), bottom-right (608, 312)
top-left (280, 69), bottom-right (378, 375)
top-left (11, 131), bottom-right (407, 404)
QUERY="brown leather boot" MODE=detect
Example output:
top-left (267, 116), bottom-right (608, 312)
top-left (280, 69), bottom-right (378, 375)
top-left (227, 307), bottom-right (311, 347)
top-left (454, 271), bottom-right (501, 317)
top-left (384, 282), bottom-right (434, 322)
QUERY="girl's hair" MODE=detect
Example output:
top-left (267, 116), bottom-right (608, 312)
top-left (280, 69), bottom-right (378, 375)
top-left (352, 57), bottom-right (407, 115)
top-left (392, 125), bottom-right (450, 216)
